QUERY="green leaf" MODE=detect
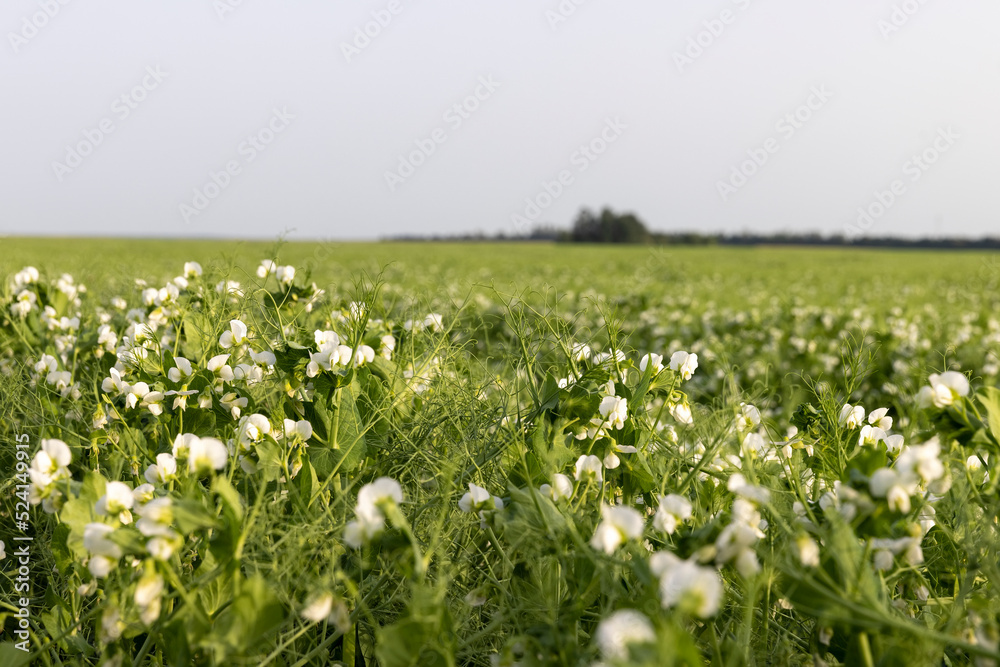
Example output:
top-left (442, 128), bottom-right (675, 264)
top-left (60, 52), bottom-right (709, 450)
top-left (205, 575), bottom-right (284, 659)
top-left (274, 343), bottom-right (311, 375)
top-left (212, 476), bottom-right (245, 521)
top-left (254, 439), bottom-right (285, 482)
top-left (293, 457), bottom-right (319, 509)
top-left (173, 499), bottom-right (218, 533)
top-left (978, 387), bottom-right (1000, 447)
top-left (537, 372), bottom-right (560, 412)
top-left (182, 408), bottom-right (217, 438)
top-left (0, 643), bottom-right (33, 667)
top-left (328, 380), bottom-right (368, 475)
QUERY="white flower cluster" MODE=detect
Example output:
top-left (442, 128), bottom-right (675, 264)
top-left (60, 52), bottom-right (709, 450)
top-left (869, 436), bottom-right (947, 514)
top-left (27, 439), bottom-right (72, 513)
top-left (839, 403), bottom-right (904, 452)
top-left (344, 477), bottom-right (404, 548)
top-left (306, 329), bottom-right (375, 377)
top-left (916, 371), bottom-right (970, 409)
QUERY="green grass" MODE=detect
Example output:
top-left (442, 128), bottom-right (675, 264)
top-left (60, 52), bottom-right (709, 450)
top-left (1, 238), bottom-right (999, 665)
top-left (2, 237), bottom-right (996, 308)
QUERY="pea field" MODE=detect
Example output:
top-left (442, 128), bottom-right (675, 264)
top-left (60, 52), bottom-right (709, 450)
top-left (2, 238), bottom-right (1000, 666)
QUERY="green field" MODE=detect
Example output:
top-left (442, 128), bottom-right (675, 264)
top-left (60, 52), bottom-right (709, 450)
top-left (1, 238), bottom-right (999, 665)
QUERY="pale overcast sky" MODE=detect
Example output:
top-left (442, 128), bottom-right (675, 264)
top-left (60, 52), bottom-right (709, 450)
top-left (1, 1), bottom-right (998, 240)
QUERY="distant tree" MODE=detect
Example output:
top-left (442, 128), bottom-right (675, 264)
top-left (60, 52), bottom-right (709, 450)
top-left (570, 207), bottom-right (651, 243)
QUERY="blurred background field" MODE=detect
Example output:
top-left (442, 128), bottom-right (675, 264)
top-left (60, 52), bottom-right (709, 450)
top-left (2, 238), bottom-right (997, 311)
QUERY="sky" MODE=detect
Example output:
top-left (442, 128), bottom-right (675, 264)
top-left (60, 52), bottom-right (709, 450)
top-left (1, 1), bottom-right (998, 241)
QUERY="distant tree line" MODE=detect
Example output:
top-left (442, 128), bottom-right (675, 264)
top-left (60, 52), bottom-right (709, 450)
top-left (386, 207), bottom-right (1000, 249)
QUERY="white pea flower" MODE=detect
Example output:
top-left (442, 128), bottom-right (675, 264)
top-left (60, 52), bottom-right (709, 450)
top-left (96, 324), bottom-right (118, 354)
top-left (653, 494), bottom-right (693, 534)
top-left (540, 473), bottom-right (574, 502)
top-left (590, 504), bottom-right (645, 554)
top-left (353, 345), bottom-right (375, 367)
top-left (219, 392), bottom-right (248, 419)
top-left (639, 353), bottom-right (663, 374)
top-left (356, 477), bottom-right (403, 523)
top-left (301, 593), bottom-right (334, 623)
top-left (379, 334), bottom-right (396, 360)
top-left (344, 518), bottom-right (382, 549)
top-left (345, 477), bottom-right (404, 548)
top-left (102, 364), bottom-right (130, 395)
top-left (95, 481), bottom-right (135, 524)
top-left (458, 483), bottom-right (492, 513)
top-left (859, 424), bottom-right (886, 447)
top-left (183, 261), bottom-right (203, 278)
top-left (125, 382), bottom-right (150, 410)
top-left (736, 403), bottom-right (760, 431)
top-left (869, 468), bottom-right (914, 513)
top-left (187, 437), bottom-right (228, 475)
top-left (136, 497), bottom-right (174, 537)
top-left (884, 433), bottom-right (905, 454)
top-left (571, 343), bottom-right (592, 362)
top-left (37, 438), bottom-right (72, 470)
top-left (34, 354), bottom-right (59, 375)
top-left (281, 419), bottom-right (313, 442)
top-left (796, 535), bottom-right (820, 567)
top-left (207, 354), bottom-right (234, 382)
top-left (167, 357), bottom-right (193, 383)
top-left (11, 266), bottom-right (39, 289)
top-left (424, 313), bottom-right (444, 332)
top-left (574, 455), bottom-right (603, 483)
top-left (595, 609), bottom-right (656, 661)
top-left (896, 437), bottom-right (945, 485)
top-left (219, 319), bottom-right (248, 349)
top-left (144, 453), bottom-right (178, 484)
top-left (236, 414), bottom-right (271, 449)
top-left (650, 551), bottom-right (723, 618)
top-left (147, 535), bottom-right (181, 561)
top-left (140, 390), bottom-right (165, 416)
top-left (715, 499), bottom-right (765, 576)
top-left (727, 473), bottom-right (770, 504)
top-left (257, 259), bottom-right (277, 278)
top-left (966, 453), bottom-right (988, 471)
top-left (314, 330), bottom-right (341, 348)
top-left (868, 407), bottom-right (892, 431)
top-left (276, 265), bottom-right (296, 285)
top-left (233, 363), bottom-right (263, 384)
top-left (917, 371), bottom-right (969, 408)
top-left (251, 349), bottom-right (276, 366)
top-left (669, 401), bottom-right (693, 425)
top-left (83, 523), bottom-right (122, 577)
top-left (599, 395), bottom-right (628, 430)
top-left (458, 483), bottom-right (503, 529)
top-left (132, 484), bottom-right (155, 505)
top-left (669, 351), bottom-right (699, 380)
top-left (28, 439), bottom-right (73, 508)
top-left (134, 571), bottom-right (165, 626)
top-left (171, 433), bottom-right (200, 461)
top-left (839, 404), bottom-right (865, 429)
